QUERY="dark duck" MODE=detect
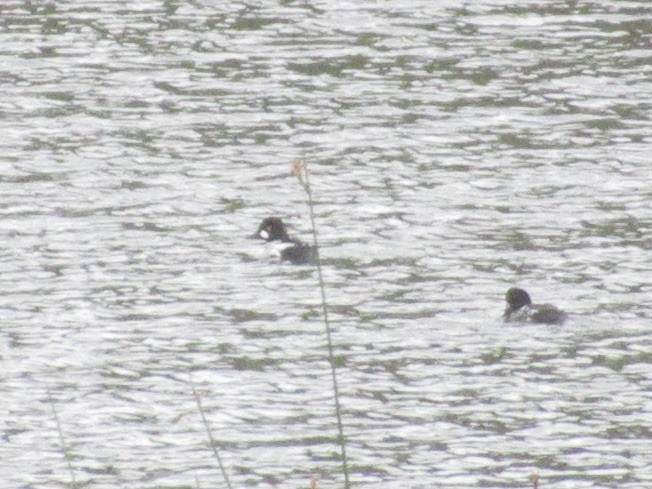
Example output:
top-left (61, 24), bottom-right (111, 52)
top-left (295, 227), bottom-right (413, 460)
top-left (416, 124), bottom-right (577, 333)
top-left (251, 217), bottom-right (316, 265)
top-left (503, 287), bottom-right (567, 325)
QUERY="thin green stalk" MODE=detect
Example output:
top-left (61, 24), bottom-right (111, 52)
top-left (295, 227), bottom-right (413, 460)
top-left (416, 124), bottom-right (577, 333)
top-left (189, 378), bottom-right (233, 489)
top-left (297, 161), bottom-right (351, 489)
top-left (46, 388), bottom-right (78, 488)
top-left (530, 472), bottom-right (540, 489)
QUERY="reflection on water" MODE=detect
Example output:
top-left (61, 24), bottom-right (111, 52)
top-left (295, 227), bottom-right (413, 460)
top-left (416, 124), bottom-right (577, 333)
top-left (1, 0), bottom-right (650, 488)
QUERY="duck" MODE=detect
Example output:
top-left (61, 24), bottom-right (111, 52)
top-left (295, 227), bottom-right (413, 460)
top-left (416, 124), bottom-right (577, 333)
top-left (503, 287), bottom-right (567, 325)
top-left (251, 217), bottom-right (316, 265)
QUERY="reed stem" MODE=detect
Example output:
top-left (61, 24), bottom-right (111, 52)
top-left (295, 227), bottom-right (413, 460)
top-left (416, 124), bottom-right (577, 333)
top-left (46, 388), bottom-right (78, 488)
top-left (190, 378), bottom-right (233, 489)
top-left (530, 472), bottom-right (540, 489)
top-left (296, 160), bottom-right (351, 489)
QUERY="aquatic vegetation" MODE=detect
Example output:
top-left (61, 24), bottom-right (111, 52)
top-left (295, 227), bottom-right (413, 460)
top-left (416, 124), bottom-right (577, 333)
top-left (293, 159), bottom-right (351, 489)
top-left (47, 388), bottom-right (78, 488)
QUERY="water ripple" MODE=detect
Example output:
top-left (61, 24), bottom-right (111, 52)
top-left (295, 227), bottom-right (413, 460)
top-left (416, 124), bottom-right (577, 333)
top-left (1, 0), bottom-right (650, 488)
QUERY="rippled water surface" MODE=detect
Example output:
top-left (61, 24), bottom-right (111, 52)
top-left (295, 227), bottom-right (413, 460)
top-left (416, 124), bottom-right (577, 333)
top-left (1, 0), bottom-right (650, 487)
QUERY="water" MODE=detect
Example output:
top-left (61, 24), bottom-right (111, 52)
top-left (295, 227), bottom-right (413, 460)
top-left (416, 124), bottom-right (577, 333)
top-left (0, 0), bottom-right (650, 487)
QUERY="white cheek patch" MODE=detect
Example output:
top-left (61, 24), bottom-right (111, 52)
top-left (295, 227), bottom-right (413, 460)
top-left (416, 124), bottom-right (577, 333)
top-left (259, 229), bottom-right (269, 240)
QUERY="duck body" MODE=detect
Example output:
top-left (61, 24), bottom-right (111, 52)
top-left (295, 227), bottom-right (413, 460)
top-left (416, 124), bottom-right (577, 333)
top-left (251, 217), bottom-right (316, 265)
top-left (280, 241), bottom-right (316, 264)
top-left (503, 287), bottom-right (567, 325)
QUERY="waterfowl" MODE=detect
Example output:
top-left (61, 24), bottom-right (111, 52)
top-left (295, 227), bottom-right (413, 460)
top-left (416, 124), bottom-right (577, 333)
top-left (503, 287), bottom-right (567, 325)
top-left (251, 217), bottom-right (316, 265)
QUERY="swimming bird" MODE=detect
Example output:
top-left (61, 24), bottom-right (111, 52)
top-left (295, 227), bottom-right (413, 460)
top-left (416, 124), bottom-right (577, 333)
top-left (251, 217), bottom-right (316, 265)
top-left (503, 287), bottom-right (567, 325)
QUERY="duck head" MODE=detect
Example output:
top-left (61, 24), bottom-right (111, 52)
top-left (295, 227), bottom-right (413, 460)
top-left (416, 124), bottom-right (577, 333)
top-left (504, 287), bottom-right (532, 317)
top-left (251, 217), bottom-right (293, 242)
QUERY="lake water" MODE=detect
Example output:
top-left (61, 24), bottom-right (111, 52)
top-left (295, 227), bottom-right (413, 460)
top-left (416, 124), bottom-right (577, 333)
top-left (0, 0), bottom-right (650, 488)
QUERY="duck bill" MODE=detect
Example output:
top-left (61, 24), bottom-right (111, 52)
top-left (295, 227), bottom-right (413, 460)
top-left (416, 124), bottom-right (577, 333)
top-left (503, 305), bottom-right (513, 318)
top-left (249, 223), bottom-right (266, 240)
